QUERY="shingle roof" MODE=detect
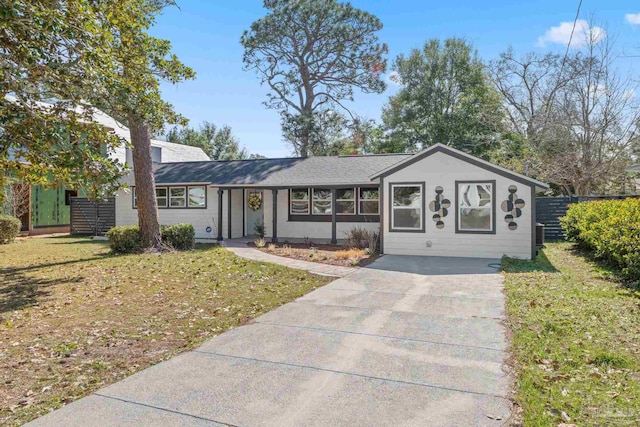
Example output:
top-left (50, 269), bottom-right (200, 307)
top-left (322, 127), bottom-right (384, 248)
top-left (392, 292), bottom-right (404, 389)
top-left (91, 110), bottom-right (210, 163)
top-left (122, 154), bottom-right (412, 187)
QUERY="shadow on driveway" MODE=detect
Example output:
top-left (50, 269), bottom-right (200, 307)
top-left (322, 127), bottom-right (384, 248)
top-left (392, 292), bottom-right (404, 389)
top-left (366, 255), bottom-right (502, 275)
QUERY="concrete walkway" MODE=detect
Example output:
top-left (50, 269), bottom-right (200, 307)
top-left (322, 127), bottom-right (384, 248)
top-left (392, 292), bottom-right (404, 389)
top-left (27, 255), bottom-right (511, 427)
top-left (224, 238), bottom-right (357, 277)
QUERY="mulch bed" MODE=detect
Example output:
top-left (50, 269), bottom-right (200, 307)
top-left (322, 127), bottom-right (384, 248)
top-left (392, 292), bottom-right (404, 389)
top-left (247, 241), bottom-right (379, 267)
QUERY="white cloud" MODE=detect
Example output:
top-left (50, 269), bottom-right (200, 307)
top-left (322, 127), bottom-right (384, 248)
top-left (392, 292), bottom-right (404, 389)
top-left (385, 71), bottom-right (401, 86)
top-left (537, 19), bottom-right (605, 48)
top-left (625, 13), bottom-right (640, 25)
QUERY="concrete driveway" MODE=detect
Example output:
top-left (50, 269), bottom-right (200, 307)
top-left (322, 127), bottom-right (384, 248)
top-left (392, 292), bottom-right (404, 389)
top-left (28, 255), bottom-right (511, 427)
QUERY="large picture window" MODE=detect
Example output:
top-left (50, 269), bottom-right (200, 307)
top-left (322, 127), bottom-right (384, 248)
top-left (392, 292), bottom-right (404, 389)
top-left (457, 182), bottom-right (494, 232)
top-left (336, 188), bottom-right (355, 215)
top-left (188, 186), bottom-right (206, 208)
top-left (391, 184), bottom-right (423, 231)
top-left (290, 188), bottom-right (310, 215)
top-left (359, 188), bottom-right (379, 214)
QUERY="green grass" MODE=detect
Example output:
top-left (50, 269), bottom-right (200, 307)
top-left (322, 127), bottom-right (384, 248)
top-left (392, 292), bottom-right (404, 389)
top-left (502, 242), bottom-right (640, 426)
top-left (0, 236), bottom-right (332, 426)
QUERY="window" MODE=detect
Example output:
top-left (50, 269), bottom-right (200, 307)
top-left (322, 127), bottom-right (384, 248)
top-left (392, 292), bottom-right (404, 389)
top-left (65, 190), bottom-right (78, 206)
top-left (336, 188), bottom-right (355, 215)
top-left (188, 186), bottom-right (206, 208)
top-left (132, 187), bottom-right (137, 208)
top-left (312, 188), bottom-right (332, 214)
top-left (169, 187), bottom-right (186, 207)
top-left (457, 182), bottom-right (494, 232)
top-left (359, 188), bottom-right (379, 214)
top-left (156, 187), bottom-right (167, 208)
top-left (290, 188), bottom-right (309, 214)
top-left (391, 184), bottom-right (423, 231)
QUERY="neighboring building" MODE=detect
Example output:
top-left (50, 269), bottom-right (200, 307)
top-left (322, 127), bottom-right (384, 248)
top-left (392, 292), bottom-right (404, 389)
top-left (6, 108), bottom-right (209, 235)
top-left (115, 144), bottom-right (548, 259)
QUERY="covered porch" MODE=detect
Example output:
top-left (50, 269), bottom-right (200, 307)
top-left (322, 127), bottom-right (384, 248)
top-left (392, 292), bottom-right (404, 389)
top-left (214, 185), bottom-right (381, 245)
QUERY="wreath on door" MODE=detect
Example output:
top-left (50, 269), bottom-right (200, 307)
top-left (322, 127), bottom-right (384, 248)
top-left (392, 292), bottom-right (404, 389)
top-left (248, 193), bottom-right (262, 211)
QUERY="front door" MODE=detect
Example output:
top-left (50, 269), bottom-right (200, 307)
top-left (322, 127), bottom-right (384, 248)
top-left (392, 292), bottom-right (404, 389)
top-left (246, 190), bottom-right (264, 236)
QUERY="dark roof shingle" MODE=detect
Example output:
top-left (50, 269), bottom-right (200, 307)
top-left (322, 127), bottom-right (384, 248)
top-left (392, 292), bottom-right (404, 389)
top-left (134, 154), bottom-right (412, 187)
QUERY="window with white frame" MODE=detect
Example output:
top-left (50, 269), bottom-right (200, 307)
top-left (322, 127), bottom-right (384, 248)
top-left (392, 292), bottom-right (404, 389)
top-left (156, 187), bottom-right (168, 208)
top-left (132, 187), bottom-right (137, 208)
top-left (312, 188), bottom-right (332, 214)
top-left (359, 188), bottom-right (379, 214)
top-left (169, 187), bottom-right (186, 207)
top-left (391, 184), bottom-right (423, 230)
top-left (457, 182), bottom-right (493, 232)
top-left (290, 188), bottom-right (310, 214)
top-left (336, 188), bottom-right (355, 215)
top-left (188, 186), bottom-right (206, 208)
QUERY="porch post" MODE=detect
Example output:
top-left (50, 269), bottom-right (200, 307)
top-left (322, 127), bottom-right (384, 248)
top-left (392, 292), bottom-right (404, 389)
top-left (227, 189), bottom-right (232, 239)
top-left (331, 188), bottom-right (337, 244)
top-left (217, 188), bottom-right (223, 241)
top-left (271, 189), bottom-right (278, 243)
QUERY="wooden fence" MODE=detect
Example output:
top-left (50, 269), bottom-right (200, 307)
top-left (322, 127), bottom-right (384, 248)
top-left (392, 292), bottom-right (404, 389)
top-left (536, 195), bottom-right (637, 242)
top-left (70, 197), bottom-right (115, 235)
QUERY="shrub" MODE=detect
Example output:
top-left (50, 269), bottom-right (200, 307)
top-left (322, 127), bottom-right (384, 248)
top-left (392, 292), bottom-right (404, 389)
top-left (0, 214), bottom-right (21, 244)
top-left (344, 226), bottom-right (379, 252)
top-left (255, 238), bottom-right (266, 248)
top-left (334, 248), bottom-right (365, 260)
top-left (106, 225), bottom-right (142, 253)
top-left (253, 220), bottom-right (266, 238)
top-left (161, 223), bottom-right (195, 250)
top-left (561, 198), bottom-right (640, 278)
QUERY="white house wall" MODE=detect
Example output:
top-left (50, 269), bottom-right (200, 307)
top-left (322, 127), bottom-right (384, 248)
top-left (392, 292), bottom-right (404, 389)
top-left (115, 186), bottom-right (221, 241)
top-left (382, 151), bottom-right (533, 259)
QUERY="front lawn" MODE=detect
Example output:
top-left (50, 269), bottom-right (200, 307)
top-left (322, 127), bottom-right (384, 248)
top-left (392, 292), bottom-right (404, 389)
top-left (0, 236), bottom-right (332, 426)
top-left (503, 243), bottom-right (640, 426)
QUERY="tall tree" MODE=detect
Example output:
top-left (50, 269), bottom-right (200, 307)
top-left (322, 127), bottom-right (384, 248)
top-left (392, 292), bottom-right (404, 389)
top-left (96, 0), bottom-right (195, 248)
top-left (490, 30), bottom-right (639, 195)
top-left (1, 1), bottom-right (125, 199)
top-left (167, 122), bottom-right (248, 160)
top-left (382, 38), bottom-right (505, 156)
top-left (241, 0), bottom-right (388, 157)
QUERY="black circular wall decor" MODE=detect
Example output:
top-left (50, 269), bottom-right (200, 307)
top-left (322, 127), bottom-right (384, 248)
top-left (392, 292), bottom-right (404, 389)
top-left (429, 186), bottom-right (450, 229)
top-left (500, 185), bottom-right (525, 230)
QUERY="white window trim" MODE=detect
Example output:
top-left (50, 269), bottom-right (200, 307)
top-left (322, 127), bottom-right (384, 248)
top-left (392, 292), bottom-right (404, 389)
top-left (358, 188), bottom-right (380, 215)
top-left (289, 188), bottom-right (310, 215)
top-left (336, 187), bottom-right (356, 215)
top-left (457, 182), bottom-right (494, 232)
top-left (390, 183), bottom-right (423, 231)
top-left (169, 186), bottom-right (187, 208)
top-left (187, 185), bottom-right (207, 208)
top-left (156, 187), bottom-right (168, 208)
top-left (311, 188), bottom-right (332, 215)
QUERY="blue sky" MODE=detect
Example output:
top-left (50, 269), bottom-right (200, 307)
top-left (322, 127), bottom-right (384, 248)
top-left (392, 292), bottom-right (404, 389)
top-left (151, 1), bottom-right (640, 158)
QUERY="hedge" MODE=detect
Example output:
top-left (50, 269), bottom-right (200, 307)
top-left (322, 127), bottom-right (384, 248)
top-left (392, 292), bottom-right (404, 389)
top-left (106, 225), bottom-right (142, 253)
top-left (0, 214), bottom-right (22, 244)
top-left (561, 198), bottom-right (640, 279)
top-left (106, 223), bottom-right (195, 253)
top-left (161, 223), bottom-right (195, 250)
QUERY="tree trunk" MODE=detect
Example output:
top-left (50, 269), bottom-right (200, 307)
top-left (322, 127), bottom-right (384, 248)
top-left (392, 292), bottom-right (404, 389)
top-left (299, 127), bottom-right (309, 158)
top-left (128, 117), bottom-right (162, 249)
